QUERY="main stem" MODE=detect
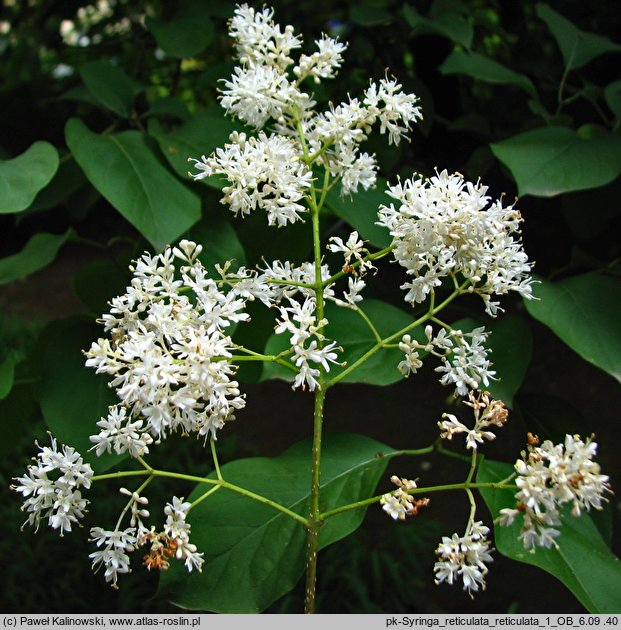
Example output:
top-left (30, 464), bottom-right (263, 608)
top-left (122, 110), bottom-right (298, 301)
top-left (304, 160), bottom-right (327, 614)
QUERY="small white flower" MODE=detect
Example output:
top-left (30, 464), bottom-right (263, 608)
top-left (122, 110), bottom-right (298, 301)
top-left (438, 390), bottom-right (508, 450)
top-left (434, 521), bottom-right (493, 597)
top-left (500, 434), bottom-right (612, 549)
top-left (89, 526), bottom-right (137, 588)
top-left (12, 435), bottom-right (93, 535)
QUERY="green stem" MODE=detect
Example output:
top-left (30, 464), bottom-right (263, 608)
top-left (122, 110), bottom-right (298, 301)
top-left (210, 438), bottom-right (223, 481)
top-left (319, 481), bottom-right (517, 521)
top-left (94, 467), bottom-right (308, 525)
top-left (326, 282), bottom-right (469, 388)
top-left (322, 245), bottom-right (394, 288)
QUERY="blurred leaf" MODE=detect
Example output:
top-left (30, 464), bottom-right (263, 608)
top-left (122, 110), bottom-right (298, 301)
top-left (262, 299), bottom-right (416, 386)
top-left (478, 459), bottom-right (621, 613)
top-left (491, 125), bottom-right (621, 197)
top-left (439, 51), bottom-right (537, 98)
top-left (525, 273), bottom-right (621, 385)
top-left (146, 1), bottom-right (215, 58)
top-left (514, 392), bottom-right (586, 444)
top-left (402, 3), bottom-right (473, 49)
top-left (350, 6), bottom-right (392, 26)
top-left (66, 118), bottom-right (201, 250)
top-left (605, 80), bottom-right (621, 119)
top-left (39, 318), bottom-right (123, 472)
top-left (0, 229), bottom-right (74, 286)
top-left (159, 432), bottom-right (394, 612)
top-left (149, 107), bottom-right (244, 186)
top-left (536, 4), bottom-right (621, 71)
top-left (28, 157), bottom-right (87, 213)
top-left (145, 97), bottom-right (190, 121)
top-left (0, 380), bottom-right (38, 455)
top-left (79, 60), bottom-right (143, 118)
top-left (0, 142), bottom-right (59, 214)
top-left (0, 356), bottom-right (15, 400)
top-left (325, 178), bottom-right (392, 249)
top-left (74, 259), bottom-right (131, 314)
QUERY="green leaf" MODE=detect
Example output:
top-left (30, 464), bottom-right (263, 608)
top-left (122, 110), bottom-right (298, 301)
top-left (0, 228), bottom-right (74, 286)
top-left (605, 80), bottom-right (621, 120)
top-left (262, 299), bottom-right (415, 386)
top-left (149, 107), bottom-right (244, 186)
top-left (146, 1), bottom-right (215, 58)
top-left (39, 318), bottom-right (123, 472)
top-left (0, 356), bottom-right (15, 400)
top-left (536, 3), bottom-right (621, 71)
top-left (79, 59), bottom-right (143, 118)
top-left (402, 3), bottom-right (473, 49)
top-left (439, 51), bottom-right (537, 98)
top-left (325, 178), bottom-right (392, 249)
top-left (525, 273), bottom-right (621, 385)
top-left (159, 432), bottom-right (394, 612)
top-left (0, 141), bottom-right (59, 214)
top-left (515, 392), bottom-right (586, 444)
top-left (28, 157), bottom-right (87, 213)
top-left (66, 118), bottom-right (201, 249)
top-left (485, 314), bottom-right (532, 408)
top-left (490, 125), bottom-right (621, 197)
top-left (478, 459), bottom-right (621, 613)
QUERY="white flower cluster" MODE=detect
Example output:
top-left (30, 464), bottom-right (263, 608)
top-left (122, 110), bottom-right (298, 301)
top-left (85, 240), bottom-right (248, 446)
top-left (89, 495), bottom-right (204, 588)
top-left (380, 475), bottom-right (429, 521)
top-left (162, 496), bottom-right (205, 573)
top-left (89, 526), bottom-right (137, 588)
top-left (434, 521), bottom-right (494, 597)
top-left (12, 435), bottom-right (93, 536)
top-left (398, 325), bottom-right (495, 397)
top-left (378, 170), bottom-right (534, 316)
top-left (438, 390), bottom-right (508, 450)
top-left (189, 131), bottom-right (313, 227)
top-left (275, 296), bottom-right (340, 390)
top-left (498, 434), bottom-right (611, 549)
top-left (190, 4), bottom-right (422, 203)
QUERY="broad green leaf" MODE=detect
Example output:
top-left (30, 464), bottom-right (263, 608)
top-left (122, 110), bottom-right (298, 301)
top-left (66, 118), bottom-right (201, 249)
top-left (28, 157), bottom-right (87, 213)
top-left (325, 178), bottom-right (392, 249)
top-left (79, 59), bottom-right (143, 118)
top-left (159, 432), bottom-right (394, 612)
top-left (490, 125), bottom-right (621, 197)
top-left (0, 228), bottom-right (74, 285)
top-left (605, 80), bottom-right (621, 120)
top-left (478, 459), bottom-right (621, 613)
top-left (0, 141), bottom-right (59, 214)
top-left (0, 356), bottom-right (14, 400)
top-left (402, 3), bottom-right (473, 49)
top-left (149, 107), bottom-right (244, 187)
top-left (146, 1), bottom-right (215, 58)
top-left (262, 299), bottom-right (415, 386)
top-left (525, 273), bottom-right (621, 385)
top-left (485, 314), bottom-right (532, 407)
top-left (439, 51), bottom-right (537, 98)
top-left (39, 318), bottom-right (123, 472)
top-left (536, 4), bottom-right (621, 71)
